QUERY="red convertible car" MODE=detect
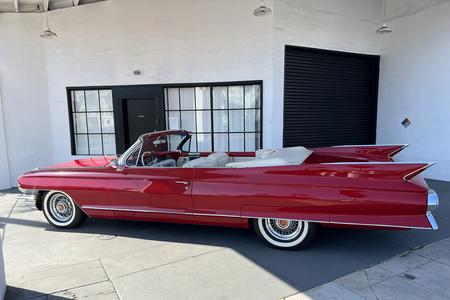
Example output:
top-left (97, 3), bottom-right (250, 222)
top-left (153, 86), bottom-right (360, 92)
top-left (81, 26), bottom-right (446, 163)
top-left (18, 130), bottom-right (439, 249)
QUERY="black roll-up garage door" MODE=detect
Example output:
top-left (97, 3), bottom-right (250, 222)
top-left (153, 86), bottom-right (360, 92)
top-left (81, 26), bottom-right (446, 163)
top-left (283, 45), bottom-right (380, 148)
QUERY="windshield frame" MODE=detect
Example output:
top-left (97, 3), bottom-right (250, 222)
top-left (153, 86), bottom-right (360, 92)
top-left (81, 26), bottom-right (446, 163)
top-left (117, 132), bottom-right (191, 167)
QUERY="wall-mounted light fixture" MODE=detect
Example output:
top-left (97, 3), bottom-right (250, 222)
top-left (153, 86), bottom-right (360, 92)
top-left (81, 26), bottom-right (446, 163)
top-left (253, 0), bottom-right (272, 17)
top-left (377, 0), bottom-right (392, 34)
top-left (40, 0), bottom-right (57, 38)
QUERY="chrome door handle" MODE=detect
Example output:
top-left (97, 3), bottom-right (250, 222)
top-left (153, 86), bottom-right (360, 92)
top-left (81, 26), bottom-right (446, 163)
top-left (175, 181), bottom-right (190, 185)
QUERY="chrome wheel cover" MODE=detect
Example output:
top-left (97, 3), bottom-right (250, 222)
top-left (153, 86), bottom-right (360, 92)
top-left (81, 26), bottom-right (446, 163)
top-left (48, 193), bottom-right (74, 222)
top-left (265, 219), bottom-right (302, 241)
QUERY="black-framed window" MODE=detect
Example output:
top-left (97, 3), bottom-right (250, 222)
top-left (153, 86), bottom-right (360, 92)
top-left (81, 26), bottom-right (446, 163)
top-left (164, 84), bottom-right (262, 152)
top-left (69, 89), bottom-right (116, 155)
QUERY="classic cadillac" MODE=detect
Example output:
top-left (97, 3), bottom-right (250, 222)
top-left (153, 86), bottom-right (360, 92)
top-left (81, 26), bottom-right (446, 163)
top-left (18, 130), bottom-right (439, 249)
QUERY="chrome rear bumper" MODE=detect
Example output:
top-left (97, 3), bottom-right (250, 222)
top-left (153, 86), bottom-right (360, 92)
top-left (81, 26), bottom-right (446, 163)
top-left (427, 189), bottom-right (439, 230)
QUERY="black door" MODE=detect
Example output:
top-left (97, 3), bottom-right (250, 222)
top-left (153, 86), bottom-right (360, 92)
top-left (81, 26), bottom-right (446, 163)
top-left (283, 45), bottom-right (380, 148)
top-left (112, 86), bottom-right (165, 153)
top-left (124, 98), bottom-right (163, 147)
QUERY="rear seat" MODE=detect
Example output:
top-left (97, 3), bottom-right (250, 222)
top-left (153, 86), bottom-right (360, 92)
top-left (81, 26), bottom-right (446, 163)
top-left (182, 152), bottom-right (231, 168)
top-left (225, 146), bottom-right (312, 168)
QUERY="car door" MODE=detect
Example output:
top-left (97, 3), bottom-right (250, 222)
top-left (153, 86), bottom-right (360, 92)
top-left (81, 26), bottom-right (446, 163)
top-left (109, 166), bottom-right (194, 222)
top-left (108, 132), bottom-right (194, 222)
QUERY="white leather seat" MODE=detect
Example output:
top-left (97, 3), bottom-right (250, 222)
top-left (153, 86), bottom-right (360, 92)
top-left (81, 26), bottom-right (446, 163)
top-left (225, 158), bottom-right (289, 168)
top-left (266, 146), bottom-right (312, 164)
top-left (226, 146), bottom-right (312, 168)
top-left (151, 158), bottom-right (176, 168)
top-left (207, 152), bottom-right (231, 167)
top-left (255, 149), bottom-right (275, 159)
top-left (182, 152), bottom-right (230, 168)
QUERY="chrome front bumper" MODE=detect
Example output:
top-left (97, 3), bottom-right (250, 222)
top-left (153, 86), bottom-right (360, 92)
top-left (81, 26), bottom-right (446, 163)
top-left (17, 184), bottom-right (38, 201)
top-left (426, 189), bottom-right (439, 230)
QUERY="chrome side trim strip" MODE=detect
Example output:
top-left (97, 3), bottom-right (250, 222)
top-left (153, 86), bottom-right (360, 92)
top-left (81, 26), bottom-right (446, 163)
top-left (193, 212), bottom-right (241, 218)
top-left (426, 212), bottom-right (438, 230)
top-left (323, 161), bottom-right (435, 165)
top-left (82, 205), bottom-right (193, 215)
top-left (331, 144), bottom-right (409, 148)
top-left (81, 205), bottom-right (435, 230)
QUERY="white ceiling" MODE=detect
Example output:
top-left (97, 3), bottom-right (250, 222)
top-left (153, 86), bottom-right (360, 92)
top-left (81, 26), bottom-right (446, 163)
top-left (0, 0), bottom-right (105, 13)
top-left (0, 0), bottom-right (449, 18)
top-left (386, 0), bottom-right (450, 21)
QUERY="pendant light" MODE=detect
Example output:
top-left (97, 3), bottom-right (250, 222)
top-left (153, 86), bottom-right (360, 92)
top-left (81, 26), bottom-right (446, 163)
top-left (377, 0), bottom-right (392, 34)
top-left (253, 0), bottom-right (272, 17)
top-left (40, 1), bottom-right (57, 38)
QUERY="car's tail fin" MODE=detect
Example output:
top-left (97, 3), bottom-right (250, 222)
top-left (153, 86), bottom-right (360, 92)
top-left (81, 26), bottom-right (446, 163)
top-left (327, 144), bottom-right (409, 161)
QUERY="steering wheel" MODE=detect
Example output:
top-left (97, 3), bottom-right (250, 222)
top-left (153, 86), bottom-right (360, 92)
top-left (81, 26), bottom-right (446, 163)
top-left (141, 151), bottom-right (157, 166)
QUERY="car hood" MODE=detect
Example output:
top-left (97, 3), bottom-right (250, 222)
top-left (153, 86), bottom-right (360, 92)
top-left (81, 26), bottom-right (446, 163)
top-left (45, 155), bottom-right (117, 169)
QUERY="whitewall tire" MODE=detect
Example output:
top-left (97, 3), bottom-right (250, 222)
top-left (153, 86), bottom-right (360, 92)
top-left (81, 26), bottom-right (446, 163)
top-left (253, 218), bottom-right (317, 249)
top-left (42, 191), bottom-right (86, 228)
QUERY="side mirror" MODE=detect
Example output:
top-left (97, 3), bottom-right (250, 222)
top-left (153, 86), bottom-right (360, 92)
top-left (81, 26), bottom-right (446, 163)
top-left (111, 159), bottom-right (126, 171)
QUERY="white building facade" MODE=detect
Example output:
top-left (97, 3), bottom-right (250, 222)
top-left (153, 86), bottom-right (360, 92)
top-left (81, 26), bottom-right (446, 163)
top-left (0, 0), bottom-right (449, 189)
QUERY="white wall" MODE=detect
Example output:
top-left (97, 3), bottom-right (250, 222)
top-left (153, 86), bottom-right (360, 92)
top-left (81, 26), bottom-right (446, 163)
top-left (0, 88), bottom-right (10, 189)
top-left (44, 0), bottom-right (274, 163)
top-left (272, 0), bottom-right (382, 147)
top-left (1, 0), bottom-right (449, 186)
top-left (0, 14), bottom-right (53, 188)
top-left (43, 0), bottom-right (381, 162)
top-left (377, 1), bottom-right (450, 181)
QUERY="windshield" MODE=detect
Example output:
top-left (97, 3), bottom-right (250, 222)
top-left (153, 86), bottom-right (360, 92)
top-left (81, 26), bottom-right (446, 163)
top-left (118, 132), bottom-right (191, 167)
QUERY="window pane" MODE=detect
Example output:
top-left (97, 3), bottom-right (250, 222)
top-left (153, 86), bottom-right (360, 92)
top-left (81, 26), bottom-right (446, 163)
top-left (197, 134), bottom-right (212, 152)
top-left (89, 134), bottom-right (103, 154)
top-left (213, 110), bottom-right (228, 132)
top-left (229, 110), bottom-right (244, 132)
top-left (126, 145), bottom-right (141, 166)
top-left (245, 85), bottom-right (261, 108)
top-left (168, 111), bottom-right (181, 130)
top-left (214, 133), bottom-right (228, 152)
top-left (99, 90), bottom-right (113, 111)
top-left (245, 133), bottom-right (256, 151)
top-left (181, 111), bottom-right (196, 132)
top-left (213, 87), bottom-right (227, 109)
top-left (75, 134), bottom-right (88, 154)
top-left (74, 113), bottom-right (87, 133)
top-left (85, 90), bottom-right (100, 111)
top-left (87, 113), bottom-right (101, 133)
top-left (101, 112), bottom-right (115, 133)
top-left (196, 110), bottom-right (211, 133)
top-left (255, 109), bottom-right (261, 132)
top-left (73, 91), bottom-right (86, 112)
top-left (229, 86), bottom-right (244, 109)
top-left (195, 87), bottom-right (210, 109)
top-left (103, 134), bottom-right (116, 154)
top-left (167, 134), bottom-right (182, 151)
top-left (180, 88), bottom-right (195, 110)
top-left (190, 134), bottom-right (198, 152)
top-left (167, 88), bottom-right (179, 110)
top-left (245, 110), bottom-right (256, 132)
top-left (229, 133), bottom-right (244, 151)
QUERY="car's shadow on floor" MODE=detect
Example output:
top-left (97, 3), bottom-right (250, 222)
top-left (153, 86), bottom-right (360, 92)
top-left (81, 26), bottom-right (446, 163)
top-left (37, 212), bottom-right (449, 291)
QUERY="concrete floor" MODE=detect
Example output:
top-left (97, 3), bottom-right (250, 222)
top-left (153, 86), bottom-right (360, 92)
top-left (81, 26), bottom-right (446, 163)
top-left (1, 179), bottom-right (449, 299)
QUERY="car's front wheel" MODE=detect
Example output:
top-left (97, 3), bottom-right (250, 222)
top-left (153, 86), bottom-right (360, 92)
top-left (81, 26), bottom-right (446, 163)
top-left (253, 218), bottom-right (317, 249)
top-left (42, 191), bottom-right (86, 228)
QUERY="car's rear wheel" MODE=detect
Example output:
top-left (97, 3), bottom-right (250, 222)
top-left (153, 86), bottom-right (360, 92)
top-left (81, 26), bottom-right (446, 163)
top-left (43, 191), bottom-right (86, 228)
top-left (253, 218), bottom-right (317, 249)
